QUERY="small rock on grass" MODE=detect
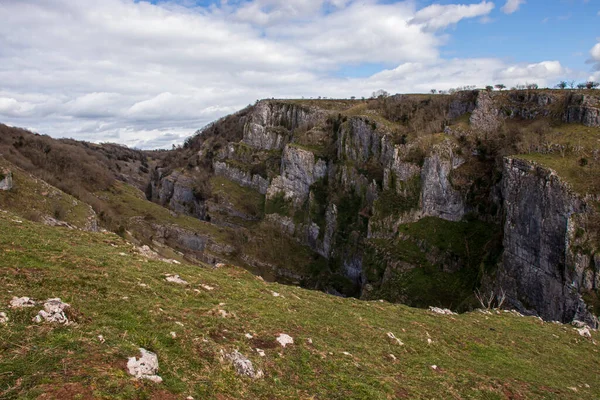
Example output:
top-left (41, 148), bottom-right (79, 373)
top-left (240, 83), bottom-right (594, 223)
top-left (224, 350), bottom-right (264, 379)
top-left (0, 312), bottom-right (8, 324)
top-left (33, 298), bottom-right (71, 324)
top-left (429, 306), bottom-right (456, 315)
top-left (127, 348), bottom-right (163, 383)
top-left (165, 274), bottom-right (188, 285)
top-left (9, 297), bottom-right (36, 308)
top-left (577, 326), bottom-right (592, 338)
top-left (386, 332), bottom-right (404, 345)
top-left (276, 333), bottom-right (294, 347)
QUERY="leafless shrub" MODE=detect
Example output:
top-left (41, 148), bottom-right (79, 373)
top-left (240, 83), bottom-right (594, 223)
top-left (475, 288), bottom-right (506, 310)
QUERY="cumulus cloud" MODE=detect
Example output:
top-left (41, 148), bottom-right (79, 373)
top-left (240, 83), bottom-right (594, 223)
top-left (0, 0), bottom-right (579, 149)
top-left (501, 0), bottom-right (525, 14)
top-left (409, 1), bottom-right (494, 31)
top-left (590, 42), bottom-right (600, 69)
top-left (369, 59), bottom-right (566, 92)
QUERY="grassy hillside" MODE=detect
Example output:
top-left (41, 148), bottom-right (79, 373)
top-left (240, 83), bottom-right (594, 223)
top-left (0, 212), bottom-right (599, 399)
top-left (0, 157), bottom-right (96, 229)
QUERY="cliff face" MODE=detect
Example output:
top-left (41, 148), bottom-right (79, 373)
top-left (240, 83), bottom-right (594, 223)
top-left (420, 142), bottom-right (465, 222)
top-left (242, 101), bottom-right (326, 150)
top-left (146, 90), bottom-right (600, 321)
top-left (267, 145), bottom-right (327, 207)
top-left (499, 158), bottom-right (599, 327)
top-left (147, 170), bottom-right (207, 220)
top-left (564, 94), bottom-right (600, 127)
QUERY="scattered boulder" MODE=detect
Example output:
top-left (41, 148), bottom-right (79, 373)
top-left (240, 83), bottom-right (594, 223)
top-left (224, 350), bottom-right (264, 379)
top-left (0, 170), bottom-right (13, 191)
top-left (0, 312), bottom-right (8, 324)
top-left (165, 274), bottom-right (188, 285)
top-left (276, 333), bottom-right (294, 347)
top-left (386, 332), bottom-right (404, 346)
top-left (137, 245), bottom-right (162, 260)
top-left (572, 320), bottom-right (588, 328)
top-left (429, 307), bottom-right (456, 315)
top-left (576, 326), bottom-right (592, 338)
top-left (33, 298), bottom-right (71, 324)
top-left (9, 296), bottom-right (36, 308)
top-left (255, 348), bottom-right (266, 357)
top-left (200, 284), bottom-right (215, 291)
top-left (127, 348), bottom-right (163, 383)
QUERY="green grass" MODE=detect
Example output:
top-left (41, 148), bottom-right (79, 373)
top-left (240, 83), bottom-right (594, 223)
top-left (0, 212), bottom-right (599, 399)
top-left (510, 123), bottom-right (600, 195)
top-left (516, 153), bottom-right (600, 195)
top-left (399, 217), bottom-right (501, 269)
top-left (210, 176), bottom-right (265, 220)
top-left (372, 176), bottom-right (422, 219)
top-left (287, 142), bottom-right (329, 159)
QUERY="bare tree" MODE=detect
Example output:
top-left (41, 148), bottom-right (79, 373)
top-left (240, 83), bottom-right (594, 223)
top-left (372, 89), bottom-right (390, 99)
top-left (526, 83), bottom-right (539, 90)
top-left (569, 80), bottom-right (576, 89)
top-left (475, 288), bottom-right (507, 310)
top-left (586, 81), bottom-right (600, 89)
top-left (556, 81), bottom-right (568, 89)
top-left (430, 89), bottom-right (437, 94)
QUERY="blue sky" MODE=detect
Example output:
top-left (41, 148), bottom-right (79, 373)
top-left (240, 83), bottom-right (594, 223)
top-left (0, 0), bottom-right (599, 148)
top-left (437, 0), bottom-right (597, 71)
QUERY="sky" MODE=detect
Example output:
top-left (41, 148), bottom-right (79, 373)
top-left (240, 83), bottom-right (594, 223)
top-left (0, 0), bottom-right (598, 149)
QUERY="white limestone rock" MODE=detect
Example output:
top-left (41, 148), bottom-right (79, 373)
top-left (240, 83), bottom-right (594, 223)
top-left (127, 348), bottom-right (163, 383)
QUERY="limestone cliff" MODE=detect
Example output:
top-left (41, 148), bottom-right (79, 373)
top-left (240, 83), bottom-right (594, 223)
top-left (147, 169), bottom-right (207, 219)
top-left (145, 90), bottom-right (600, 320)
top-left (498, 158), bottom-right (599, 327)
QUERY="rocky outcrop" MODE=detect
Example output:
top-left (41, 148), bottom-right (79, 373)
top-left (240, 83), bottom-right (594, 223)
top-left (266, 145), bottom-right (327, 207)
top-left (0, 169), bottom-right (12, 191)
top-left (243, 101), bottom-right (325, 150)
top-left (337, 118), bottom-right (387, 164)
top-left (498, 157), bottom-right (598, 327)
top-left (470, 91), bottom-right (503, 133)
top-left (147, 170), bottom-right (206, 219)
top-left (421, 141), bottom-right (465, 222)
top-left (213, 161), bottom-right (269, 194)
top-left (564, 94), bottom-right (600, 127)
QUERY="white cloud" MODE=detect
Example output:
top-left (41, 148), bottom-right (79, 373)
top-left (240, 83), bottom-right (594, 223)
top-left (410, 1), bottom-right (494, 30)
top-left (501, 0), bottom-right (525, 14)
top-left (369, 59), bottom-right (566, 92)
top-left (591, 42), bottom-right (600, 62)
top-left (0, 0), bottom-right (581, 149)
top-left (497, 61), bottom-right (566, 81)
